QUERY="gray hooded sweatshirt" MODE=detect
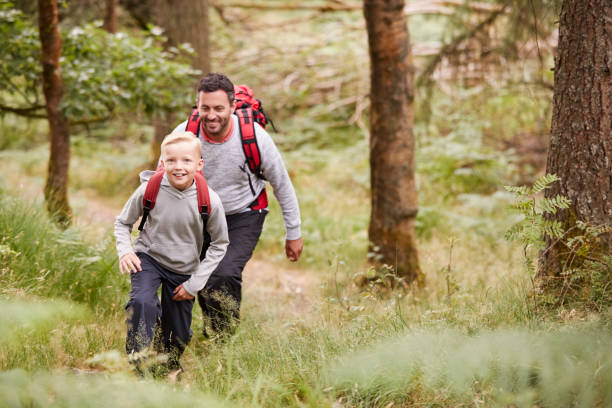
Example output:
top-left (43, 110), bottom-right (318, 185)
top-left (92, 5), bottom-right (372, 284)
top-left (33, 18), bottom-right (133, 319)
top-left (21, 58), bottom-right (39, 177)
top-left (171, 114), bottom-right (301, 240)
top-left (114, 170), bottom-right (229, 296)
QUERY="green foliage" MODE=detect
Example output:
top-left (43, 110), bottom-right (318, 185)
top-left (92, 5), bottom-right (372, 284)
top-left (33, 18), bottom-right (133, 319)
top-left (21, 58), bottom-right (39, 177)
top-left (504, 175), bottom-right (612, 310)
top-left (326, 327), bottom-right (612, 407)
top-left (417, 119), bottom-right (509, 199)
top-left (0, 3), bottom-right (197, 123)
top-left (0, 369), bottom-right (230, 408)
top-left (0, 194), bottom-right (128, 311)
top-left (504, 174), bottom-right (569, 273)
top-left (0, 115), bottom-right (47, 150)
top-left (0, 298), bottom-right (87, 348)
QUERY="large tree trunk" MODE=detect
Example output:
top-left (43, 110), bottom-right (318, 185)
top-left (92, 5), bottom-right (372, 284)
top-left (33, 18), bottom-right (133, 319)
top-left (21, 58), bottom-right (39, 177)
top-left (539, 0), bottom-right (611, 278)
top-left (364, 0), bottom-right (422, 282)
top-left (38, 0), bottom-right (72, 226)
top-left (103, 0), bottom-right (119, 34)
top-left (123, 0), bottom-right (211, 167)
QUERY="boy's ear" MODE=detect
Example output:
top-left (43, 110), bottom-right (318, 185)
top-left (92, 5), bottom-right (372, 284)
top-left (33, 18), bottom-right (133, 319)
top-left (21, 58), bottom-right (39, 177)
top-left (197, 158), bottom-right (204, 171)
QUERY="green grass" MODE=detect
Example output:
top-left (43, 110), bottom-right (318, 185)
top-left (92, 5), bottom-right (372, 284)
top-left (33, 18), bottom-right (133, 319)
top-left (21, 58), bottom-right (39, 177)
top-left (0, 369), bottom-right (230, 408)
top-left (326, 326), bottom-right (612, 407)
top-left (0, 193), bottom-right (128, 311)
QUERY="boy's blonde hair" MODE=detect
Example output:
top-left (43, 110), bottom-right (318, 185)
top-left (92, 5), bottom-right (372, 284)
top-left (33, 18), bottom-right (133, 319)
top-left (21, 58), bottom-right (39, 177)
top-left (161, 131), bottom-right (202, 158)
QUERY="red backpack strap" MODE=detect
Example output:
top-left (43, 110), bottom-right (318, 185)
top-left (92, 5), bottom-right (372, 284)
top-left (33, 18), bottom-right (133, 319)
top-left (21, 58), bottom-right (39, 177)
top-left (236, 108), bottom-right (264, 178)
top-left (185, 107), bottom-right (200, 137)
top-left (138, 169), bottom-right (165, 231)
top-left (194, 172), bottom-right (211, 223)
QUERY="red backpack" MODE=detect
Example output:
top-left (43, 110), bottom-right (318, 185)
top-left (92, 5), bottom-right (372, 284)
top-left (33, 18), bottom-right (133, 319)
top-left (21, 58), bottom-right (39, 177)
top-left (185, 84), bottom-right (274, 211)
top-left (137, 168), bottom-right (211, 232)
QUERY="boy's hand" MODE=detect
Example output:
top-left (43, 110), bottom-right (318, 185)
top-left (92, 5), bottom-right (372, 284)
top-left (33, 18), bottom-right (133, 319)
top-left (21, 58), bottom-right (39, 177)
top-left (173, 284), bottom-right (195, 301)
top-left (285, 237), bottom-right (303, 262)
top-left (119, 253), bottom-right (142, 274)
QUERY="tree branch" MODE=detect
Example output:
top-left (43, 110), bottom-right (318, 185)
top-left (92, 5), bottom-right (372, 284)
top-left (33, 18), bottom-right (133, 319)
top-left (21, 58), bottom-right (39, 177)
top-left (0, 103), bottom-right (47, 118)
top-left (416, 3), bottom-right (509, 87)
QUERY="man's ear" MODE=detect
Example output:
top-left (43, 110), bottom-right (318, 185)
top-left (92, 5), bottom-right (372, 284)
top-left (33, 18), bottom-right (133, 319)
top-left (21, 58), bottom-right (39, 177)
top-left (230, 99), bottom-right (236, 114)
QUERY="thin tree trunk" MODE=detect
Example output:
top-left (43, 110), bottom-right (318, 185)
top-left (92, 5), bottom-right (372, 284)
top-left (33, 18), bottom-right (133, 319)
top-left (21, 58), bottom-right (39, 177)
top-left (38, 0), bottom-right (71, 226)
top-left (539, 0), bottom-right (611, 278)
top-left (103, 0), bottom-right (119, 34)
top-left (364, 0), bottom-right (422, 282)
top-left (149, 0), bottom-right (210, 168)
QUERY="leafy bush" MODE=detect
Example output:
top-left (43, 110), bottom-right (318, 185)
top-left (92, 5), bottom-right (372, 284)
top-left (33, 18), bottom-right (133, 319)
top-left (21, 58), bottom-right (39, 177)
top-left (0, 3), bottom-right (196, 125)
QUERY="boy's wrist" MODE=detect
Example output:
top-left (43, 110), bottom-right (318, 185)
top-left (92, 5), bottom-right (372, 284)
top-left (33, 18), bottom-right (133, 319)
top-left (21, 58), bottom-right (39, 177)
top-left (181, 280), bottom-right (198, 297)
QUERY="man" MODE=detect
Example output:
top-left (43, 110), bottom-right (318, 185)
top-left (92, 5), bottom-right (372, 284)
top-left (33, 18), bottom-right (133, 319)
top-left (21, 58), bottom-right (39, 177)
top-left (171, 72), bottom-right (303, 337)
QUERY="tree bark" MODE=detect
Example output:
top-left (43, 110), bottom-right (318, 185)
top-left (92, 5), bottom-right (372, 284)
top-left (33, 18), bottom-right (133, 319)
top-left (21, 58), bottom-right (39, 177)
top-left (38, 0), bottom-right (72, 226)
top-left (122, 0), bottom-right (210, 167)
top-left (103, 0), bottom-right (119, 34)
top-left (539, 0), bottom-right (611, 278)
top-left (364, 0), bottom-right (422, 282)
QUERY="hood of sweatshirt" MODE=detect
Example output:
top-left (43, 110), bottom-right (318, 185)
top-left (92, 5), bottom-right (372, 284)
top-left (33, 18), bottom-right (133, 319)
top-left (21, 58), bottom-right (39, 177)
top-left (138, 170), bottom-right (198, 200)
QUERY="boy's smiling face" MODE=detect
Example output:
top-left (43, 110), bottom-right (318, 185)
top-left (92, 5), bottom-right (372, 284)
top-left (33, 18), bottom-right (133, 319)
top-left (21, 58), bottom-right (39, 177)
top-left (162, 141), bottom-right (204, 191)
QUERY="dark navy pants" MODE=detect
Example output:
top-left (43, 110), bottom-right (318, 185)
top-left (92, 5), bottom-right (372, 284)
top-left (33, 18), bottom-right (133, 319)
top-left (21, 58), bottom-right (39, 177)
top-left (198, 210), bottom-right (266, 335)
top-left (126, 252), bottom-right (194, 367)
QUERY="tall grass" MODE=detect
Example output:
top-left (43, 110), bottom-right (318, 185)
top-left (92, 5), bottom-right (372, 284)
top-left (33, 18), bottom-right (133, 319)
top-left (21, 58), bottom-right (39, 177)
top-left (0, 369), bottom-right (230, 408)
top-left (0, 193), bottom-right (128, 312)
top-left (326, 327), bottom-right (612, 407)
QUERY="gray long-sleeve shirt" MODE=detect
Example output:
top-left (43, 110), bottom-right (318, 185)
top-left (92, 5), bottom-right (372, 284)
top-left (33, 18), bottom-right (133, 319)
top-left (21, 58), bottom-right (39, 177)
top-left (114, 171), bottom-right (229, 296)
top-left (172, 114), bottom-right (301, 240)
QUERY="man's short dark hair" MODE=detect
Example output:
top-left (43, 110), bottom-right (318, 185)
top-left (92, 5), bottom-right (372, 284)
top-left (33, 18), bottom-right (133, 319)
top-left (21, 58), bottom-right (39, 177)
top-left (197, 73), bottom-right (235, 104)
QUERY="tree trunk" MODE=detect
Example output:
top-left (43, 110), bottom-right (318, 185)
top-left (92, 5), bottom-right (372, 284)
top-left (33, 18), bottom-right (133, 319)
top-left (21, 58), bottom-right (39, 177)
top-left (364, 0), bottom-right (422, 282)
top-left (539, 0), bottom-right (611, 278)
top-left (103, 0), bottom-right (119, 34)
top-left (38, 0), bottom-right (72, 226)
top-left (131, 0), bottom-right (210, 168)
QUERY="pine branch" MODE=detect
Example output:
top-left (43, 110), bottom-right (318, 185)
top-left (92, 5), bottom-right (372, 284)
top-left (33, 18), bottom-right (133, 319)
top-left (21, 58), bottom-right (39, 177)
top-left (416, 2), bottom-right (509, 87)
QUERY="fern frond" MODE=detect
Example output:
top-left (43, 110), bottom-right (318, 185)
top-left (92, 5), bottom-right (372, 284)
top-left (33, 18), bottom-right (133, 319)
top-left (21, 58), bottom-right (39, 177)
top-left (504, 223), bottom-right (523, 242)
top-left (504, 185), bottom-right (531, 195)
top-left (542, 220), bottom-right (564, 239)
top-left (532, 173), bottom-right (560, 194)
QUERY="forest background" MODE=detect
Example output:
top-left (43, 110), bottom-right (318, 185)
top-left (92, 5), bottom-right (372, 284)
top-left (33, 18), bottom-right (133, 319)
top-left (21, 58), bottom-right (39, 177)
top-left (0, 0), bottom-right (610, 407)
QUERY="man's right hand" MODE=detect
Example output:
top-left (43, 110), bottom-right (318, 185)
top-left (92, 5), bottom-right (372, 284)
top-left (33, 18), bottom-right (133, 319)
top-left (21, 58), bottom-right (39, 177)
top-left (119, 252), bottom-right (142, 274)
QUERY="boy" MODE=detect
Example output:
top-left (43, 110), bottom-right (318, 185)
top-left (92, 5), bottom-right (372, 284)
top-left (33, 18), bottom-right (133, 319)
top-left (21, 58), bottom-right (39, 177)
top-left (114, 131), bottom-right (229, 373)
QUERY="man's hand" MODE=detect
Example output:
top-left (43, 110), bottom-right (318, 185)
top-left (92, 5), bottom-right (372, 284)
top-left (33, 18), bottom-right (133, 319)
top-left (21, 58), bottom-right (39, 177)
top-left (172, 284), bottom-right (195, 301)
top-left (285, 237), bottom-right (303, 262)
top-left (119, 253), bottom-right (142, 275)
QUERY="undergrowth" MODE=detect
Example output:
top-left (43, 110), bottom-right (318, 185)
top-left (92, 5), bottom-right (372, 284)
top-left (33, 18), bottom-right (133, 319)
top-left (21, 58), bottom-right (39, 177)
top-left (0, 193), bottom-right (128, 311)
